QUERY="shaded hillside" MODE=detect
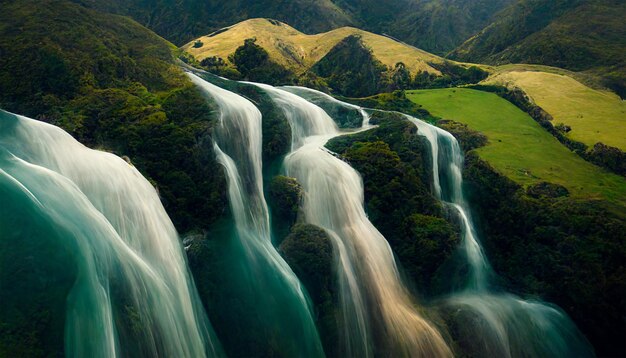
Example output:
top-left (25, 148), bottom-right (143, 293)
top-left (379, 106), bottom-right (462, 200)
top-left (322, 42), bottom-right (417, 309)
top-left (0, 0), bottom-right (228, 234)
top-left (451, 0), bottom-right (626, 95)
top-left (387, 0), bottom-right (515, 55)
top-left (311, 35), bottom-right (388, 97)
top-left (70, 0), bottom-right (512, 54)
top-left (71, 0), bottom-right (354, 45)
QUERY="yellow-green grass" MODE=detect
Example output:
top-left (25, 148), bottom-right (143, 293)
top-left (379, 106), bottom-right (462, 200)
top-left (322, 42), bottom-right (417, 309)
top-left (181, 18), bottom-right (448, 76)
top-left (484, 71), bottom-right (626, 150)
top-left (406, 88), bottom-right (626, 207)
top-left (489, 64), bottom-right (606, 90)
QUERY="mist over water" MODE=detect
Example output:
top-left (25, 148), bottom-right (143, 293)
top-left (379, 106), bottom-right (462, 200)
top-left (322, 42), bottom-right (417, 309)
top-left (407, 116), bottom-right (595, 357)
top-left (0, 110), bottom-right (221, 357)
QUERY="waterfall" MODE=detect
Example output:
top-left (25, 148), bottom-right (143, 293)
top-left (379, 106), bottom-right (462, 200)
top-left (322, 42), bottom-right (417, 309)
top-left (251, 83), bottom-right (452, 358)
top-left (187, 72), bottom-right (325, 357)
top-left (0, 110), bottom-right (221, 357)
top-left (281, 86), bottom-right (371, 127)
top-left (407, 115), bottom-right (595, 357)
top-left (408, 118), bottom-right (489, 290)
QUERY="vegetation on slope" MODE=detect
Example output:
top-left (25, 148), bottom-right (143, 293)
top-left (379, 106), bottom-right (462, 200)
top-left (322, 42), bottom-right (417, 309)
top-left (451, 0), bottom-right (626, 97)
top-left (71, 0), bottom-right (353, 45)
top-left (406, 88), bottom-right (626, 206)
top-left (312, 35), bottom-right (388, 97)
top-left (468, 82), bottom-right (626, 177)
top-left (182, 18), bottom-right (446, 77)
top-left (0, 0), bottom-right (228, 233)
top-left (188, 21), bottom-right (489, 97)
top-left (228, 38), bottom-right (295, 85)
top-left (386, 0), bottom-right (515, 55)
top-left (463, 153), bottom-right (626, 357)
top-left (326, 111), bottom-right (460, 296)
top-left (484, 70), bottom-right (626, 151)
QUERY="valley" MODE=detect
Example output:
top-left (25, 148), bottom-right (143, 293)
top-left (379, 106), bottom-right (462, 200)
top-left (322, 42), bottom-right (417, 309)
top-left (1, 0), bottom-right (625, 357)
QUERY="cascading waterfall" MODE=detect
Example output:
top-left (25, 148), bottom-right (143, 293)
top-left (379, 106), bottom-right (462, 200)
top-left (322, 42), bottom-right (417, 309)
top-left (281, 86), bottom-right (371, 127)
top-left (407, 116), bottom-right (595, 357)
top-left (5, 64), bottom-right (595, 357)
top-left (251, 83), bottom-right (452, 358)
top-left (187, 72), bottom-right (325, 357)
top-left (0, 110), bottom-right (221, 357)
top-left (409, 118), bottom-right (489, 290)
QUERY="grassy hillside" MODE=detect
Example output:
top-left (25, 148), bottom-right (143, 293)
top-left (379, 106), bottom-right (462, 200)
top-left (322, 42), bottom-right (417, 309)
top-left (183, 18), bottom-right (447, 77)
top-left (450, 0), bottom-right (626, 96)
top-left (485, 70), bottom-right (626, 150)
top-left (387, 0), bottom-right (515, 55)
top-left (406, 88), bottom-right (626, 207)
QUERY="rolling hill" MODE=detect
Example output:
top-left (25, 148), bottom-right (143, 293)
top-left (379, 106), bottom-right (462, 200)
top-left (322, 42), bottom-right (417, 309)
top-left (182, 18), bottom-right (450, 77)
top-left (69, 0), bottom-right (513, 55)
top-left (406, 88), bottom-right (626, 206)
top-left (484, 69), bottom-right (626, 151)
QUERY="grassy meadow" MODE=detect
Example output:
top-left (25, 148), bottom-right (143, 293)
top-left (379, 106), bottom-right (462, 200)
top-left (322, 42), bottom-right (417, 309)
top-left (406, 88), bottom-right (626, 207)
top-left (485, 71), bottom-right (626, 150)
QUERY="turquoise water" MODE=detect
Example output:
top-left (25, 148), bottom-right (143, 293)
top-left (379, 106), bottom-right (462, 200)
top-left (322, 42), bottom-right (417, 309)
top-left (0, 73), bottom-right (596, 357)
top-left (0, 110), bottom-right (221, 357)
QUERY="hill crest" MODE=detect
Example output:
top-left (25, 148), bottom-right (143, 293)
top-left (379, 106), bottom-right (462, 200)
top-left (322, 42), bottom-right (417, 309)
top-left (182, 18), bottom-right (451, 77)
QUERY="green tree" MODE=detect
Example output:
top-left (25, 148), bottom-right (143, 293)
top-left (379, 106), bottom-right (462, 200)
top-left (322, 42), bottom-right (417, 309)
top-left (230, 38), bottom-right (269, 76)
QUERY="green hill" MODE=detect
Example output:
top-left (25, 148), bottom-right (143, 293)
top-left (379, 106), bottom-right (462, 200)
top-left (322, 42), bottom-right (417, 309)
top-left (450, 0), bottom-right (626, 96)
top-left (406, 88), bottom-right (626, 206)
top-left (0, 0), bottom-right (227, 234)
top-left (484, 69), bottom-right (626, 151)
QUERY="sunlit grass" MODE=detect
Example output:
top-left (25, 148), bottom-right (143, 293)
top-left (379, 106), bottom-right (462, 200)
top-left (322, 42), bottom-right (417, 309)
top-left (406, 88), bottom-right (626, 207)
top-left (181, 18), bottom-right (448, 76)
top-left (485, 70), bottom-right (626, 150)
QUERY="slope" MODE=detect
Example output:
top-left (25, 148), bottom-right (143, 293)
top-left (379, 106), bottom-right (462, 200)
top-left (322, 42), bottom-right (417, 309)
top-left (0, 0), bottom-right (228, 234)
top-left (386, 0), bottom-right (515, 55)
top-left (406, 88), bottom-right (626, 207)
top-left (183, 18), bottom-right (447, 77)
top-left (450, 0), bottom-right (626, 96)
top-left (484, 70), bottom-right (626, 150)
top-left (71, 0), bottom-right (355, 45)
top-left (70, 0), bottom-right (514, 55)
